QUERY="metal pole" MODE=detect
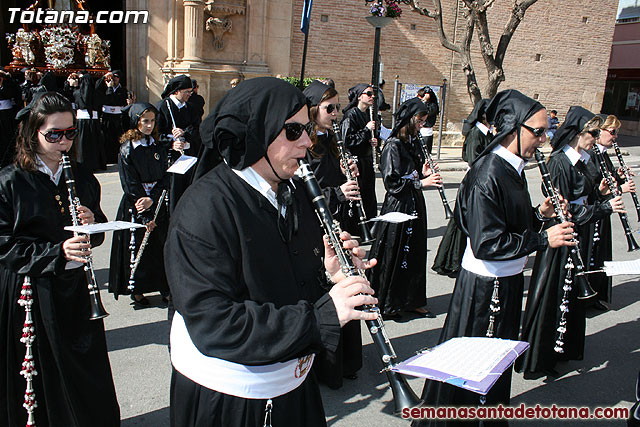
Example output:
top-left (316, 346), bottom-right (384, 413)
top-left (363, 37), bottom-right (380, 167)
top-left (392, 76), bottom-right (400, 129)
top-left (298, 30), bottom-right (310, 90)
top-left (371, 26), bottom-right (381, 138)
top-left (436, 78), bottom-right (447, 161)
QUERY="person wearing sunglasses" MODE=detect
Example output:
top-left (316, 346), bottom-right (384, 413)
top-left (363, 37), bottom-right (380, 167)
top-left (166, 77), bottom-right (378, 427)
top-left (340, 83), bottom-right (379, 220)
top-left (415, 91), bottom-right (577, 423)
top-left (108, 102), bottom-right (171, 307)
top-left (301, 80), bottom-right (364, 390)
top-left (0, 92), bottom-right (120, 426)
top-left (517, 108), bottom-right (625, 380)
top-left (584, 114), bottom-right (635, 311)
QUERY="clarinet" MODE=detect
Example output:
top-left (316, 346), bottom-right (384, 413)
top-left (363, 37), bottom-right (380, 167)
top-left (417, 133), bottom-right (454, 219)
top-left (592, 144), bottom-right (640, 252)
top-left (128, 190), bottom-right (168, 289)
top-left (612, 140), bottom-right (640, 222)
top-left (332, 120), bottom-right (374, 244)
top-left (61, 153), bottom-right (109, 320)
top-left (369, 107), bottom-right (379, 172)
top-left (298, 159), bottom-right (422, 414)
top-left (534, 149), bottom-right (596, 353)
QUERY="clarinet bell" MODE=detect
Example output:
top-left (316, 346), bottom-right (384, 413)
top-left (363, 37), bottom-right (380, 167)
top-left (444, 202), bottom-right (454, 220)
top-left (627, 232), bottom-right (640, 252)
top-left (359, 221), bottom-right (375, 245)
top-left (387, 370), bottom-right (423, 415)
top-left (575, 274), bottom-right (597, 300)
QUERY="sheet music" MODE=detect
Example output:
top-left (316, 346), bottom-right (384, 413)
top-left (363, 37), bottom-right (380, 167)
top-left (65, 221), bottom-right (146, 234)
top-left (604, 259), bottom-right (640, 276)
top-left (167, 155), bottom-right (197, 174)
top-left (369, 212), bottom-right (417, 223)
top-left (407, 337), bottom-right (519, 383)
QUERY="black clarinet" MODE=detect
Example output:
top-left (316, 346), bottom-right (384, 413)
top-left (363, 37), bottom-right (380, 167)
top-left (61, 153), bottom-right (109, 320)
top-left (534, 149), bottom-right (596, 299)
top-left (592, 144), bottom-right (640, 252)
top-left (612, 140), bottom-right (640, 222)
top-left (298, 159), bottom-right (422, 414)
top-left (417, 133), bottom-right (454, 219)
top-left (332, 121), bottom-right (374, 244)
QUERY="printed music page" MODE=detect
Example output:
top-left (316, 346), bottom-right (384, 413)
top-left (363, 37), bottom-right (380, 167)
top-left (167, 155), bottom-right (197, 174)
top-left (407, 337), bottom-right (519, 383)
top-left (370, 212), bottom-right (418, 223)
top-left (65, 221), bottom-right (146, 234)
top-left (604, 259), bottom-right (640, 276)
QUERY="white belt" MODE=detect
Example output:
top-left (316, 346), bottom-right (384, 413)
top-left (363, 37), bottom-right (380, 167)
top-left (102, 105), bottom-right (123, 114)
top-left (170, 312), bottom-right (314, 399)
top-left (461, 237), bottom-right (527, 277)
top-left (0, 99), bottom-right (15, 110)
top-left (570, 196), bottom-right (587, 206)
top-left (76, 109), bottom-right (98, 120)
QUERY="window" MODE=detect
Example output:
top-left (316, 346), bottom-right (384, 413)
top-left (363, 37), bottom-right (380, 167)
top-left (535, 53), bottom-right (542, 62)
top-left (320, 14), bottom-right (328, 22)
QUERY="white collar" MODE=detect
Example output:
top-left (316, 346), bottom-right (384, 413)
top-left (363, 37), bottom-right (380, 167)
top-left (492, 144), bottom-right (526, 175)
top-left (113, 83), bottom-right (121, 92)
top-left (131, 136), bottom-right (155, 149)
top-left (562, 144), bottom-right (583, 166)
top-left (233, 166), bottom-right (279, 210)
top-left (597, 143), bottom-right (607, 154)
top-left (580, 150), bottom-right (591, 164)
top-left (316, 130), bottom-right (328, 136)
top-left (35, 154), bottom-right (63, 185)
top-left (475, 122), bottom-right (490, 135)
top-left (170, 94), bottom-right (186, 109)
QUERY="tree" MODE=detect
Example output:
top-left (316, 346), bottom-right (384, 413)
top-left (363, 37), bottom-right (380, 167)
top-left (398, 0), bottom-right (540, 105)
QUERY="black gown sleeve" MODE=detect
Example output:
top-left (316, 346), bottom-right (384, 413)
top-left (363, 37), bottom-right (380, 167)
top-left (381, 139), bottom-right (415, 195)
top-left (341, 110), bottom-right (371, 152)
top-left (465, 181), bottom-right (546, 261)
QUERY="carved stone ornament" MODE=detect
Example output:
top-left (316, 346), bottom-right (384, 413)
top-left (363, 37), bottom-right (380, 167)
top-left (6, 29), bottom-right (37, 66)
top-left (204, 1), bottom-right (245, 51)
top-left (81, 33), bottom-right (110, 68)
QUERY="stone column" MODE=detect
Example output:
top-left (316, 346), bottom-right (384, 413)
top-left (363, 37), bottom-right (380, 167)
top-left (183, 0), bottom-right (205, 61)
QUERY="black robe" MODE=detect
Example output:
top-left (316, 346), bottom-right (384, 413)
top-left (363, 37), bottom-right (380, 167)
top-left (108, 138), bottom-right (170, 298)
top-left (305, 132), bottom-right (362, 389)
top-left (165, 164), bottom-right (341, 427)
top-left (157, 99), bottom-right (202, 213)
top-left (340, 107), bottom-right (377, 219)
top-left (0, 164), bottom-right (119, 427)
top-left (96, 79), bottom-right (127, 164)
top-left (517, 150), bottom-right (612, 376)
top-left (414, 152), bottom-right (547, 427)
top-left (187, 93), bottom-right (205, 124)
top-left (368, 136), bottom-right (428, 315)
top-left (0, 79), bottom-right (21, 166)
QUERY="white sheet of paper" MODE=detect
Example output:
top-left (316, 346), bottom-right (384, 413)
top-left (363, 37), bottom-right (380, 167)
top-left (369, 212), bottom-right (418, 223)
top-left (65, 221), bottom-right (146, 234)
top-left (379, 125), bottom-right (392, 141)
top-left (604, 259), bottom-right (640, 276)
top-left (167, 155), bottom-right (197, 174)
top-left (407, 337), bottom-right (519, 383)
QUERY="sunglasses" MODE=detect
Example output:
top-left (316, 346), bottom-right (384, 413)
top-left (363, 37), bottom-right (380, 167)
top-left (587, 129), bottom-right (601, 138)
top-left (521, 123), bottom-right (547, 138)
top-left (362, 91), bottom-right (374, 97)
top-left (39, 127), bottom-right (78, 143)
top-left (321, 103), bottom-right (341, 114)
top-left (283, 122), bottom-right (309, 141)
top-left (604, 128), bottom-right (618, 136)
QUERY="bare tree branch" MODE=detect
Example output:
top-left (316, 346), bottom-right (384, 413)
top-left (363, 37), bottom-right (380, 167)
top-left (495, 0), bottom-right (538, 65)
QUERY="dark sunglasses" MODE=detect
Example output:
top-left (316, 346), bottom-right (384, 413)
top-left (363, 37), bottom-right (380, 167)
top-left (362, 91), bottom-right (374, 97)
top-left (521, 123), bottom-right (547, 138)
top-left (321, 103), bottom-right (341, 114)
top-left (39, 127), bottom-right (78, 143)
top-left (587, 129), bottom-right (601, 138)
top-left (283, 122), bottom-right (309, 141)
top-left (604, 128), bottom-right (618, 136)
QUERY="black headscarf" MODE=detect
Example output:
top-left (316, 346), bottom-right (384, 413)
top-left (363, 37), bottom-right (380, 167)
top-left (462, 98), bottom-right (490, 137)
top-left (550, 106), bottom-right (596, 152)
top-left (476, 89), bottom-right (544, 163)
top-left (15, 90), bottom-right (46, 122)
top-left (303, 80), bottom-right (330, 107)
top-left (198, 77), bottom-right (307, 171)
top-left (122, 102), bottom-right (158, 131)
top-left (342, 83), bottom-right (370, 113)
top-left (391, 97), bottom-right (428, 138)
top-left (161, 75), bottom-right (193, 99)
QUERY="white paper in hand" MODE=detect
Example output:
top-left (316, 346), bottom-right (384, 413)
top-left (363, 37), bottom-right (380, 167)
top-left (167, 155), bottom-right (197, 174)
top-left (65, 221), bottom-right (146, 234)
top-left (369, 212), bottom-right (418, 223)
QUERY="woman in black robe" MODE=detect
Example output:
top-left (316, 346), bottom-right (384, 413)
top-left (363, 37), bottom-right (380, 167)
top-left (340, 83), bottom-right (378, 219)
top-left (432, 99), bottom-right (492, 277)
top-left (302, 80), bottom-right (363, 389)
top-left (0, 71), bottom-right (21, 166)
top-left (0, 92), bottom-right (119, 426)
top-left (108, 103), bottom-right (170, 306)
top-left (63, 73), bottom-right (107, 171)
top-left (413, 90), bottom-right (575, 427)
top-left (421, 87), bottom-right (440, 154)
top-left (367, 100), bottom-right (442, 320)
top-left (517, 107), bottom-right (623, 377)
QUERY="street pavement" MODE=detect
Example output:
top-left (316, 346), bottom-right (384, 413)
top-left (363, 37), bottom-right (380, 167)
top-left (90, 136), bottom-right (640, 426)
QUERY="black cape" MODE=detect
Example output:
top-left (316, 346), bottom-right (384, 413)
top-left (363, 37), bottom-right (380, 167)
top-left (95, 78), bottom-right (127, 164)
top-left (368, 136), bottom-right (428, 315)
top-left (0, 164), bottom-right (119, 427)
top-left (108, 138), bottom-right (170, 298)
top-left (165, 163), bottom-right (341, 427)
top-left (0, 78), bottom-right (21, 166)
